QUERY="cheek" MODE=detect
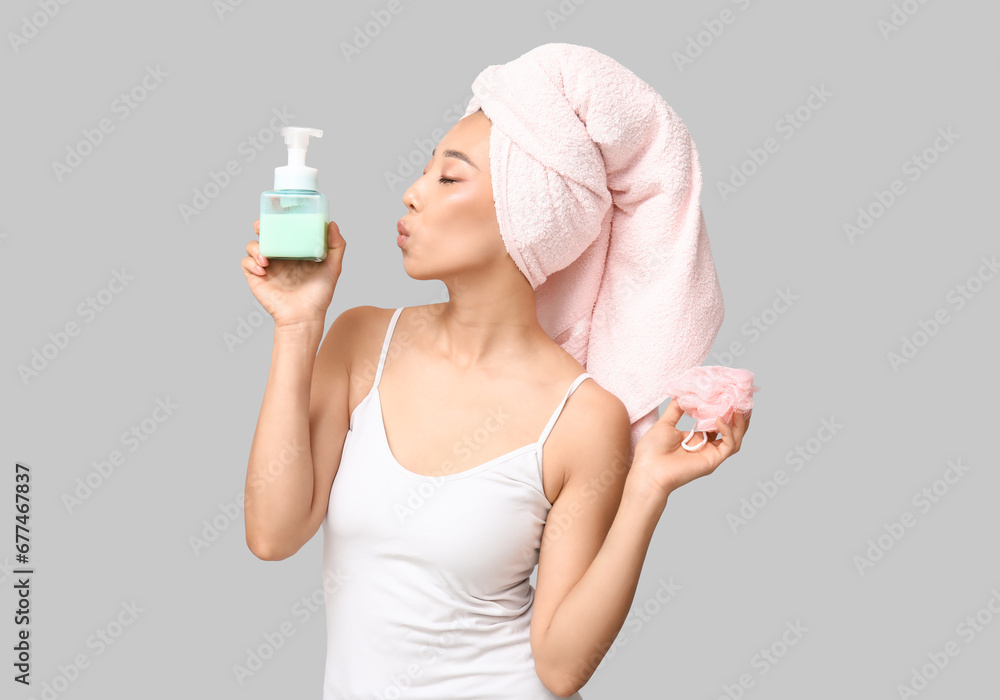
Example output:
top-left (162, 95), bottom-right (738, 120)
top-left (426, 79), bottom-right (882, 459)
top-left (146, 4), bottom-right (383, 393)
top-left (433, 226), bottom-right (497, 271)
top-left (427, 184), bottom-right (500, 250)
top-left (450, 232), bottom-right (495, 263)
top-left (446, 187), bottom-right (488, 217)
top-left (462, 192), bottom-right (500, 240)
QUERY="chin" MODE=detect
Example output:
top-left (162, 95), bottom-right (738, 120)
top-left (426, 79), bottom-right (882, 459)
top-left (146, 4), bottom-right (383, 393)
top-left (401, 261), bottom-right (436, 282)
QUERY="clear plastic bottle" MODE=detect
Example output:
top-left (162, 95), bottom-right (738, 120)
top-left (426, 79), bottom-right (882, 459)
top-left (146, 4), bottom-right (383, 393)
top-left (259, 126), bottom-right (329, 261)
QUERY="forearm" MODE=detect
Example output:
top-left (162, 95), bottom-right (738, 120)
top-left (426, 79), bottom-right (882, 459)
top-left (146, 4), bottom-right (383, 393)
top-left (538, 481), bottom-right (669, 696)
top-left (244, 320), bottom-right (325, 558)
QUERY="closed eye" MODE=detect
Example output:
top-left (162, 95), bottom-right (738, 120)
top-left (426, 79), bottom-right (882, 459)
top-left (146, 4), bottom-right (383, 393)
top-left (438, 177), bottom-right (456, 184)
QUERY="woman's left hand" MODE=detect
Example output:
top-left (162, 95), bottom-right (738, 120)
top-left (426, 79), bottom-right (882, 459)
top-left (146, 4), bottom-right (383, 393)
top-left (628, 399), bottom-right (751, 503)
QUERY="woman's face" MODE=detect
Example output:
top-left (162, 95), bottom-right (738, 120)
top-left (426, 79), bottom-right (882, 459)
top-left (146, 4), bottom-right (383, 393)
top-left (399, 109), bottom-right (508, 283)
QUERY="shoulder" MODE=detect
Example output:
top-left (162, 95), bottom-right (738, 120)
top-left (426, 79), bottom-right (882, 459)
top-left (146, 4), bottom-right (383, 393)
top-left (326, 304), bottom-right (384, 344)
top-left (551, 375), bottom-right (633, 490)
top-left (335, 304), bottom-right (431, 381)
top-left (319, 305), bottom-right (386, 379)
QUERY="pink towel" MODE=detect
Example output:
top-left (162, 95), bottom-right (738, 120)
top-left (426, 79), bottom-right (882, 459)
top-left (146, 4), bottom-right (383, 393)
top-left (462, 43), bottom-right (725, 456)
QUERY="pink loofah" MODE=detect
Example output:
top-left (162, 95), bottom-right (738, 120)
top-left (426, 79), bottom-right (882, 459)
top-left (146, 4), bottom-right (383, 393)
top-left (664, 366), bottom-right (760, 450)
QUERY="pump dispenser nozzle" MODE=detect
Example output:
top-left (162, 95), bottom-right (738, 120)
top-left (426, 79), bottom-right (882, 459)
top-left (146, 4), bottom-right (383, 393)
top-left (274, 127), bottom-right (323, 191)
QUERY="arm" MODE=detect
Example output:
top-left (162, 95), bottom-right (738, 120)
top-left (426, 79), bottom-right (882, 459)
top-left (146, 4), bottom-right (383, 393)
top-left (529, 389), bottom-right (656, 696)
top-left (244, 307), bottom-right (363, 561)
top-left (534, 475), bottom-right (666, 696)
top-left (531, 398), bottom-right (748, 696)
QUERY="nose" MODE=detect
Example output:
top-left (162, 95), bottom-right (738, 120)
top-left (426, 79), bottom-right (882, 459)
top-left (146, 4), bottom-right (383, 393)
top-left (402, 179), bottom-right (420, 211)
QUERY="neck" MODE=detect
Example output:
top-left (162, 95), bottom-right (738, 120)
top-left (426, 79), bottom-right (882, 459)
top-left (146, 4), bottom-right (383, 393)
top-left (425, 274), bottom-right (545, 370)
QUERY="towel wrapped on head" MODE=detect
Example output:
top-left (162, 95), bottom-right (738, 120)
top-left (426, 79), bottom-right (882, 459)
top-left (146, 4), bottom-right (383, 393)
top-left (462, 42), bottom-right (725, 457)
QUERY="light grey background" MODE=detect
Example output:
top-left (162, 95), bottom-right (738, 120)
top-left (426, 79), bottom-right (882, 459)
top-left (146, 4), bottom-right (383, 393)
top-left (2, 0), bottom-right (998, 698)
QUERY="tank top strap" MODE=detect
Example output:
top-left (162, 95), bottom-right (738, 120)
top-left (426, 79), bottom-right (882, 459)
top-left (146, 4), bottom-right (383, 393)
top-left (372, 307), bottom-right (405, 389)
top-left (538, 372), bottom-right (592, 448)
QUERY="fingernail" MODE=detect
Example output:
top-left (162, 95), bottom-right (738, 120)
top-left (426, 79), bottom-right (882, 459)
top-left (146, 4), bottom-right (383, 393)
top-left (257, 254), bottom-right (266, 265)
top-left (256, 264), bottom-right (265, 274)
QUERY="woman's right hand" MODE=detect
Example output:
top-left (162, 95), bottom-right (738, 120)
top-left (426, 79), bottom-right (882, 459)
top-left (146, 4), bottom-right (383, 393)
top-left (241, 219), bottom-right (347, 329)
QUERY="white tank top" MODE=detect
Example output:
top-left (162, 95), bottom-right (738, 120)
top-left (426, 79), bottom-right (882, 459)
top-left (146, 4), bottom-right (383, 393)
top-left (322, 306), bottom-right (589, 699)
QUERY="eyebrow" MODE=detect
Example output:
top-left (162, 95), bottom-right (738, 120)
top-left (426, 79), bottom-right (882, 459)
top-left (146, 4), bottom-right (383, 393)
top-left (431, 147), bottom-right (480, 171)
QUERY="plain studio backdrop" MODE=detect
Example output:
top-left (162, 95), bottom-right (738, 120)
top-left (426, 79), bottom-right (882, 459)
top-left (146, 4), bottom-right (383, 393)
top-left (1, 1), bottom-right (997, 698)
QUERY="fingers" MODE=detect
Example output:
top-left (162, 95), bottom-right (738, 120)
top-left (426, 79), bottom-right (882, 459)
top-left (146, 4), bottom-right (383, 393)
top-left (714, 413), bottom-right (747, 457)
top-left (658, 398), bottom-right (685, 430)
top-left (242, 252), bottom-right (266, 276)
top-left (246, 221), bottom-right (268, 272)
top-left (244, 250), bottom-right (267, 274)
top-left (327, 220), bottom-right (342, 244)
top-left (714, 416), bottom-right (736, 460)
top-left (734, 411), bottom-right (749, 449)
top-left (244, 237), bottom-right (266, 276)
top-left (325, 220), bottom-right (346, 261)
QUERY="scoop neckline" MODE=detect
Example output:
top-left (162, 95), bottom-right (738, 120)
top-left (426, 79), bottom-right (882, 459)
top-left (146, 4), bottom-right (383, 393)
top-left (372, 387), bottom-right (539, 482)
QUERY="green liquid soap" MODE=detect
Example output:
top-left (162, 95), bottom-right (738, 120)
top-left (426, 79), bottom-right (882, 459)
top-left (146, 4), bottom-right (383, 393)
top-left (259, 212), bottom-right (327, 261)
top-left (260, 126), bottom-right (328, 261)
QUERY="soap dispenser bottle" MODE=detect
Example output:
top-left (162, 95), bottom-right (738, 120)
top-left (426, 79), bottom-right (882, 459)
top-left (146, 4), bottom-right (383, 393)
top-left (259, 126), bottom-right (329, 261)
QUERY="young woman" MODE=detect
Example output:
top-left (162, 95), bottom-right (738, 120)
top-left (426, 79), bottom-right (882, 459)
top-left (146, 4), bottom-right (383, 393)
top-left (242, 108), bottom-right (749, 698)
